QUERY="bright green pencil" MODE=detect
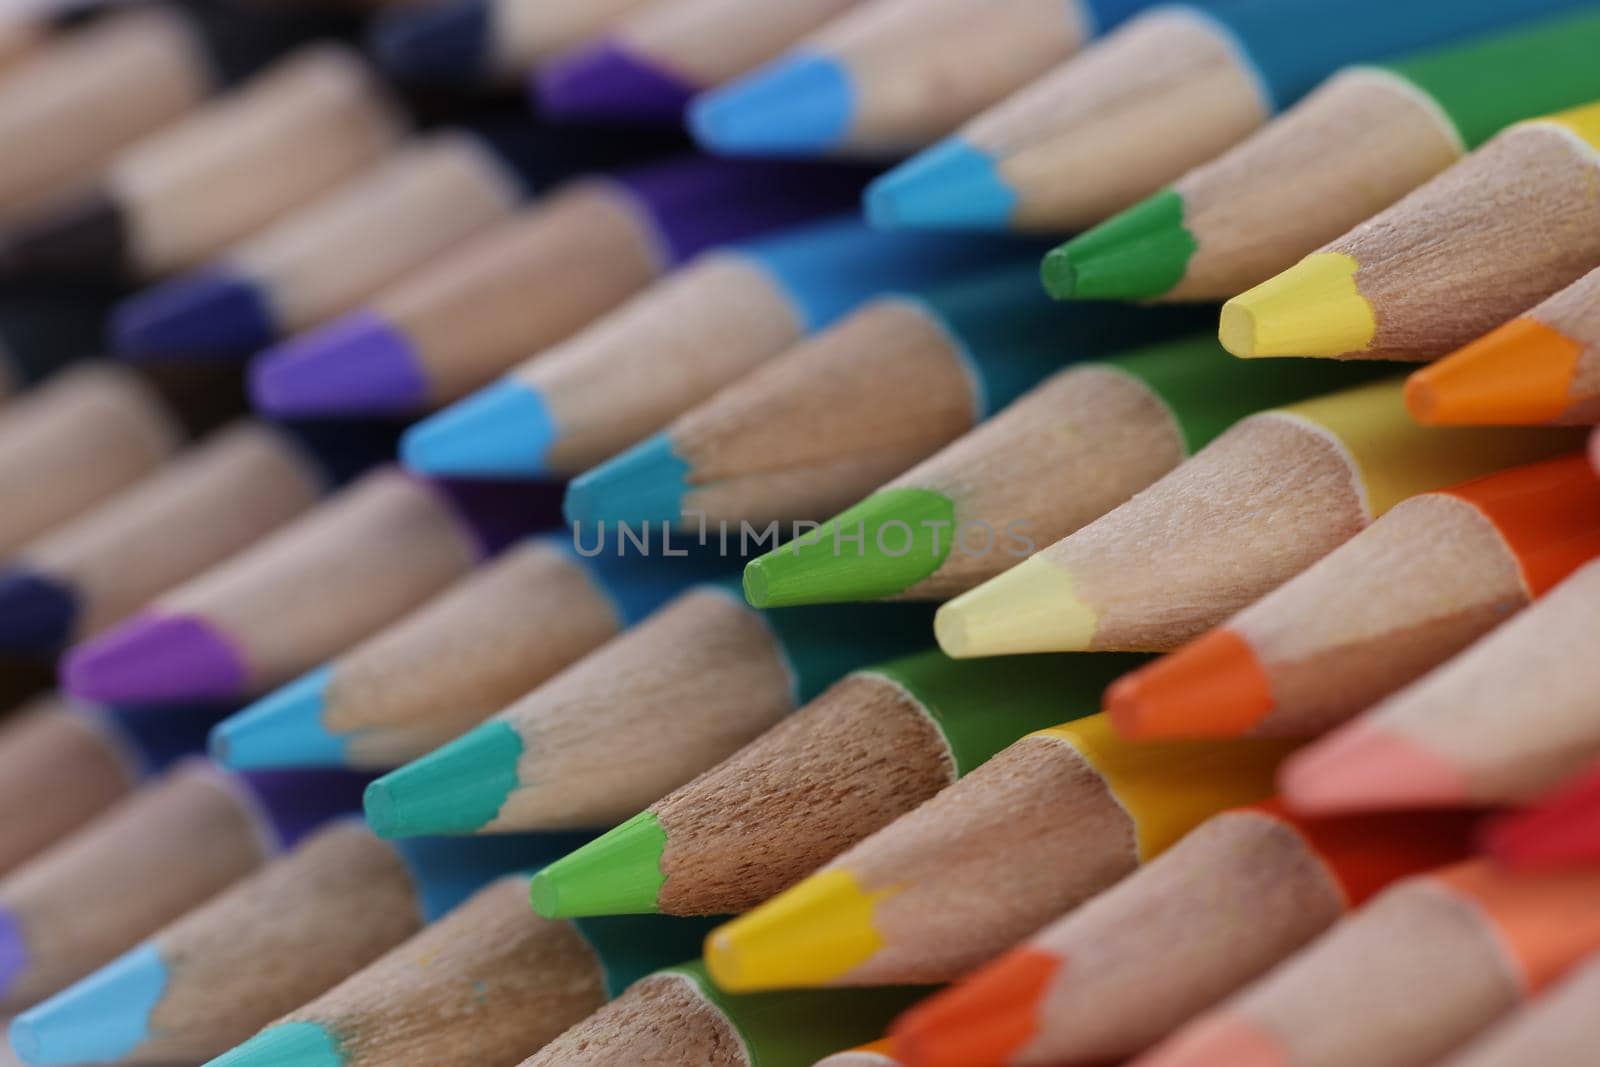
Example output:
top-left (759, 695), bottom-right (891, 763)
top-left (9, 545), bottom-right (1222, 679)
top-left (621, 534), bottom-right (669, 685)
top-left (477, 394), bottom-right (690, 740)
top-left (743, 336), bottom-right (1389, 608)
top-left (1044, 8), bottom-right (1600, 302)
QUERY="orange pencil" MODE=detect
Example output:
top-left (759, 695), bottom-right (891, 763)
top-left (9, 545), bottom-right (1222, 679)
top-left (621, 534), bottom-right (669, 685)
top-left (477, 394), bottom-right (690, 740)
top-left (890, 802), bottom-right (1478, 1067)
top-left (1108, 453), bottom-right (1600, 740)
top-left (1132, 859), bottom-right (1600, 1067)
top-left (1410, 264), bottom-right (1600, 425)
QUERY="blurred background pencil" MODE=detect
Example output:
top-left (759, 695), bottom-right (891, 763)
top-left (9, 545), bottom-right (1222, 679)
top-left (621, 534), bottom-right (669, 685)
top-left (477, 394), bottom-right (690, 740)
top-left (209, 882), bottom-right (716, 1067)
top-left (1433, 955), bottom-right (1600, 1067)
top-left (1044, 10), bottom-right (1600, 302)
top-left (536, 0), bottom-right (864, 123)
top-left (706, 717), bottom-right (1294, 989)
top-left (528, 650), bottom-right (1141, 918)
top-left (1410, 264), bottom-right (1600, 425)
top-left (889, 802), bottom-right (1478, 1067)
top-left (865, 0), bottom-right (1587, 231)
top-left (1223, 101), bottom-right (1600, 361)
top-left (212, 538), bottom-right (729, 770)
top-left (564, 266), bottom-right (1205, 529)
top-left (935, 380), bottom-right (1579, 656)
top-left (9, 824), bottom-right (584, 1064)
top-left (1135, 860), bottom-right (1600, 1067)
top-left (0, 763), bottom-right (368, 1012)
top-left (0, 45), bottom-right (405, 283)
top-left (402, 219), bottom-right (1034, 480)
top-left (0, 698), bottom-right (224, 879)
top-left (249, 156), bottom-right (869, 417)
top-left (742, 339), bottom-right (1382, 607)
top-left (689, 0), bottom-right (1161, 158)
top-left (1487, 760), bottom-right (1600, 871)
top-left (1109, 453), bottom-right (1600, 741)
top-left (0, 286), bottom-right (120, 403)
top-left (362, 583), bottom-right (933, 836)
top-left (1282, 557), bottom-right (1600, 813)
top-left (62, 471), bottom-right (558, 705)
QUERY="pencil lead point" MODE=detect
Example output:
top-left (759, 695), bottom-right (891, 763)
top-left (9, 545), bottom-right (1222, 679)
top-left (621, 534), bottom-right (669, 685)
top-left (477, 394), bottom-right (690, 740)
top-left (1042, 190), bottom-right (1197, 301)
top-left (364, 721), bottom-right (524, 838)
top-left (890, 947), bottom-right (1060, 1067)
top-left (401, 380), bottom-right (557, 478)
top-left (206, 1021), bottom-right (345, 1067)
top-left (529, 811), bottom-right (666, 918)
top-left (212, 667), bottom-right (343, 770)
top-left (536, 42), bottom-right (696, 122)
top-left (705, 869), bottom-right (889, 991)
top-left (0, 568), bottom-right (77, 653)
top-left (112, 270), bottom-right (277, 361)
top-left (370, 0), bottom-right (490, 87)
top-left (935, 558), bottom-right (1097, 657)
top-left (1405, 319), bottom-right (1580, 426)
top-left (1107, 628), bottom-right (1273, 740)
top-left (866, 140), bottom-right (1017, 231)
top-left (10, 943), bottom-right (167, 1065)
top-left (563, 435), bottom-right (690, 526)
top-left (1220, 254), bottom-right (1375, 359)
top-left (251, 312), bottom-right (428, 417)
top-left (64, 612), bottom-right (249, 704)
top-left (690, 53), bottom-right (854, 155)
top-left (1281, 722), bottom-right (1469, 814)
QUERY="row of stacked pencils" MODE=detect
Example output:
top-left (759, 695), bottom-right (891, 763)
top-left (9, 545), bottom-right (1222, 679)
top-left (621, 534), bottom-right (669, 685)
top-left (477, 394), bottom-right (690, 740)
top-left (0, 0), bottom-right (1598, 1064)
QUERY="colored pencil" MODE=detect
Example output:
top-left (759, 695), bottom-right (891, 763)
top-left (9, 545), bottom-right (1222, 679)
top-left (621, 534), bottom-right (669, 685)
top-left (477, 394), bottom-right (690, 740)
top-left (0, 364), bottom-right (184, 559)
top-left (1109, 453), bottom-right (1600, 741)
top-left (0, 419), bottom-right (397, 654)
top-left (688, 0), bottom-right (1158, 157)
top-left (401, 219), bottom-right (1036, 479)
top-left (706, 714), bottom-right (1295, 989)
top-left (363, 580), bottom-right (934, 837)
top-left (536, 0), bottom-right (863, 122)
top-left (866, 0), bottom-right (1592, 232)
top-left (0, 3), bottom-right (351, 228)
top-left (1282, 557), bottom-right (1600, 813)
top-left (889, 801), bottom-right (1478, 1067)
top-left (212, 538), bottom-right (730, 771)
top-left (248, 156), bottom-right (869, 417)
top-left (1044, 10), bottom-right (1600, 302)
top-left (0, 45), bottom-right (403, 284)
top-left (61, 469), bottom-right (557, 705)
top-left (1433, 954), bottom-right (1600, 1067)
top-left (564, 264), bottom-right (1208, 529)
top-left (1223, 100), bottom-right (1600, 361)
top-left (1486, 761), bottom-right (1600, 871)
top-left (8, 823), bottom-right (584, 1064)
top-left (521, 959), bottom-right (923, 1067)
top-left (207, 882), bottom-right (716, 1067)
top-left (0, 286), bottom-right (119, 403)
top-left (0, 697), bottom-right (223, 879)
top-left (1409, 264), bottom-right (1600, 426)
top-left (933, 380), bottom-right (1581, 657)
top-left (0, 761), bottom-right (366, 1012)
top-left (371, 0), bottom-right (653, 86)
top-left (1133, 860), bottom-right (1600, 1067)
top-left (112, 119), bottom-right (682, 361)
top-left (529, 649), bottom-right (1142, 919)
top-left (743, 338), bottom-right (1384, 607)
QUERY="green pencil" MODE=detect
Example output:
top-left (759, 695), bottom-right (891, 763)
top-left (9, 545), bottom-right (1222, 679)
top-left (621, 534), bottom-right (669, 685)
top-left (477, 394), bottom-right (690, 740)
top-left (743, 337), bottom-right (1389, 608)
top-left (529, 649), bottom-right (1145, 919)
top-left (1044, 9), bottom-right (1600, 302)
top-left (362, 579), bottom-right (934, 838)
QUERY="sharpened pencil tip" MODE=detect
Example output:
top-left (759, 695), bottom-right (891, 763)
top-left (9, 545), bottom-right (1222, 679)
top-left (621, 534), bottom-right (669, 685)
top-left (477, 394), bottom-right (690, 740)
top-left (536, 41), bottom-right (696, 121)
top-left (866, 140), bottom-right (1017, 231)
top-left (1220, 254), bottom-right (1376, 359)
top-left (401, 380), bottom-right (557, 478)
top-left (705, 868), bottom-right (888, 991)
top-left (364, 721), bottom-right (524, 838)
top-left (251, 312), bottom-right (429, 417)
top-left (212, 666), bottom-right (344, 770)
top-left (563, 435), bottom-right (691, 526)
top-left (112, 270), bottom-right (277, 361)
top-left (1106, 628), bottom-right (1274, 740)
top-left (370, 0), bottom-right (490, 87)
top-left (64, 612), bottom-right (250, 705)
top-left (935, 558), bottom-right (1098, 657)
top-left (890, 947), bottom-right (1060, 1067)
top-left (1281, 722), bottom-right (1470, 814)
top-left (529, 811), bottom-right (667, 918)
top-left (10, 943), bottom-right (167, 1065)
top-left (1405, 318), bottom-right (1581, 426)
top-left (690, 52), bottom-right (854, 155)
top-left (1042, 189), bottom-right (1197, 301)
top-left (0, 568), bottom-right (78, 653)
top-left (206, 1021), bottom-right (345, 1067)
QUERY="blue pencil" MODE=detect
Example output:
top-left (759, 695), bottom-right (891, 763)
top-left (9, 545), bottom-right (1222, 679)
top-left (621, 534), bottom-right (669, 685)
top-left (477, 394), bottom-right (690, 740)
top-left (866, 0), bottom-right (1594, 230)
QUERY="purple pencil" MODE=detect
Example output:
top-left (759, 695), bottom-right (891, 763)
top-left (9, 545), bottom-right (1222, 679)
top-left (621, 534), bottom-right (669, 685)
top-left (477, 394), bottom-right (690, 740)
top-left (535, 0), bottom-right (863, 122)
top-left (0, 761), bottom-right (367, 1013)
top-left (248, 155), bottom-right (870, 418)
top-left (62, 469), bottom-right (561, 706)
